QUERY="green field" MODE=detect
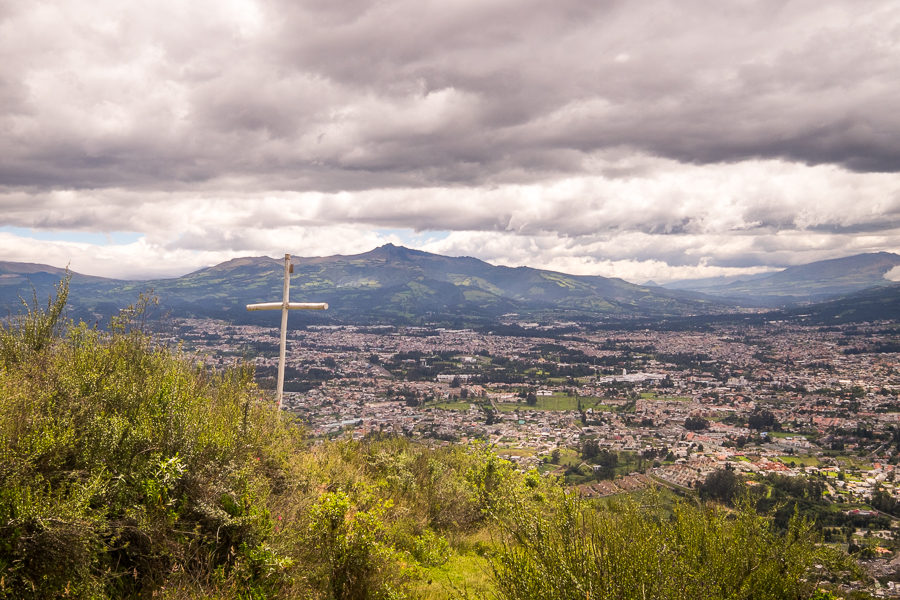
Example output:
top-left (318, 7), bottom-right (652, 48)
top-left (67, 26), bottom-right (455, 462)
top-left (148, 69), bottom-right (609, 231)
top-left (495, 447), bottom-right (536, 457)
top-left (411, 551), bottom-right (494, 599)
top-left (836, 456), bottom-right (873, 471)
top-left (431, 401), bottom-right (474, 411)
top-left (556, 448), bottom-right (583, 467)
top-left (496, 394), bottom-right (614, 412)
top-left (777, 455), bottom-right (821, 467)
top-left (767, 431), bottom-right (816, 440)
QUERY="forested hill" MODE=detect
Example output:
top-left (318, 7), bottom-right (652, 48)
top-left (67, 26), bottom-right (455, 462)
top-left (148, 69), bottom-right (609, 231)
top-left (0, 244), bottom-right (726, 325)
top-left (5, 247), bottom-right (898, 327)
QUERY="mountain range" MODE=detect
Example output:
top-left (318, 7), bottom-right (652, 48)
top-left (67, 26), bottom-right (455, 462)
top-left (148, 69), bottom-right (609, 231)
top-left (662, 252), bottom-right (900, 305)
top-left (1, 246), bottom-right (898, 326)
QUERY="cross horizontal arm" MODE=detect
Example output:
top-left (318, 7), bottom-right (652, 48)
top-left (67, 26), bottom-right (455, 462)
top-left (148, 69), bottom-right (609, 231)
top-left (246, 302), bottom-right (329, 311)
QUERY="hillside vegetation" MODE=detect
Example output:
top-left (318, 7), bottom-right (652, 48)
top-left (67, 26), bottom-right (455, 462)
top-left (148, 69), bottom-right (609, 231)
top-left (0, 280), bottom-right (851, 599)
top-left (0, 244), bottom-right (723, 326)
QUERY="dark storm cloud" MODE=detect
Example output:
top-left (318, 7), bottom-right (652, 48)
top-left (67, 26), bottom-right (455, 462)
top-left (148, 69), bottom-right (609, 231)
top-left (267, 0), bottom-right (900, 176)
top-left (2, 0), bottom-right (899, 194)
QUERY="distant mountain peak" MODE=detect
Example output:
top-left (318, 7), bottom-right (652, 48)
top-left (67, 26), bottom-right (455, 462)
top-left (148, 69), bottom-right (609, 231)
top-left (187, 255), bottom-right (279, 276)
top-left (361, 244), bottom-right (439, 262)
top-left (0, 260), bottom-right (108, 282)
top-left (661, 252), bottom-right (900, 306)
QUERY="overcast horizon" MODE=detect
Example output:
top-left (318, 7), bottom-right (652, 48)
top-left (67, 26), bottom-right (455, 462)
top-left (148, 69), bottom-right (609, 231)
top-left (4, 242), bottom-right (900, 287)
top-left (2, 0), bottom-right (900, 283)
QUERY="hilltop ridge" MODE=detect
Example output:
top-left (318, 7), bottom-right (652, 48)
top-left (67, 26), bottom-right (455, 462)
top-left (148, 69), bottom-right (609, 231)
top-left (663, 251), bottom-right (900, 304)
top-left (0, 244), bottom-right (723, 324)
top-left (1, 246), bottom-right (898, 325)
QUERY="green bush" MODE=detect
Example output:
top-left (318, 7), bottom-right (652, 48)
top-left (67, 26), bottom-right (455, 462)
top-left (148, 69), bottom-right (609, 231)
top-left (0, 275), bottom-right (69, 368)
top-left (490, 490), bottom-right (851, 600)
top-left (0, 282), bottom-right (294, 598)
top-left (411, 530), bottom-right (450, 567)
top-left (304, 490), bottom-right (408, 599)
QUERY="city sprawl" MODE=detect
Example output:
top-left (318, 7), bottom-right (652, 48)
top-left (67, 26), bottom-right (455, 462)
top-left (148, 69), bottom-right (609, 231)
top-left (171, 318), bottom-right (899, 514)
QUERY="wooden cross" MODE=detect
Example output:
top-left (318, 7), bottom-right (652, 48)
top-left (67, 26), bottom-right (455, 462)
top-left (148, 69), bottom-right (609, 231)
top-left (247, 253), bottom-right (328, 410)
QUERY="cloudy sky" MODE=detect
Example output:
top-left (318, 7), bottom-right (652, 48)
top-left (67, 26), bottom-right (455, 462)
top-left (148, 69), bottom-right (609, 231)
top-left (2, 0), bottom-right (899, 282)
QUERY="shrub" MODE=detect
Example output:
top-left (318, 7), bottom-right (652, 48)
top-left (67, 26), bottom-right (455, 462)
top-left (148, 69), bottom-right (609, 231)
top-left (490, 490), bottom-right (850, 600)
top-left (0, 281), bottom-right (294, 598)
top-left (304, 491), bottom-right (408, 599)
top-left (0, 275), bottom-right (70, 370)
top-left (412, 530), bottom-right (450, 567)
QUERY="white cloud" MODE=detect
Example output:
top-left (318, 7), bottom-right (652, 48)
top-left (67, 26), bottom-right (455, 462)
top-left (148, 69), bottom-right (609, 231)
top-left (1, 156), bottom-right (897, 281)
top-left (1, 1), bottom-right (899, 279)
top-left (0, 227), bottom-right (399, 279)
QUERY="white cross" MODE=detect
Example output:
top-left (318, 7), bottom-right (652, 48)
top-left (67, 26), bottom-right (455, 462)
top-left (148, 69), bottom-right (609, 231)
top-left (246, 253), bottom-right (328, 410)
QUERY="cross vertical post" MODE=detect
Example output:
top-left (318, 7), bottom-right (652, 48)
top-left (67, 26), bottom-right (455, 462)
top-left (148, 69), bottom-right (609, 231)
top-left (276, 253), bottom-right (291, 409)
top-left (246, 253), bottom-right (328, 410)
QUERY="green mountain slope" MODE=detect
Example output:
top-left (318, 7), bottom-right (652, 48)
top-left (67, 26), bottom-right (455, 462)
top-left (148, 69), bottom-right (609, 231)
top-left (0, 245), bottom-right (726, 325)
top-left (776, 282), bottom-right (900, 324)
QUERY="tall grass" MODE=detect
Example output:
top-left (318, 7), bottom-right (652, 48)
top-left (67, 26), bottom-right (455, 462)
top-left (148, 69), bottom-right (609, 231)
top-left (0, 280), bottom-right (299, 598)
top-left (0, 276), bottom-right (69, 368)
top-left (490, 489), bottom-right (853, 600)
